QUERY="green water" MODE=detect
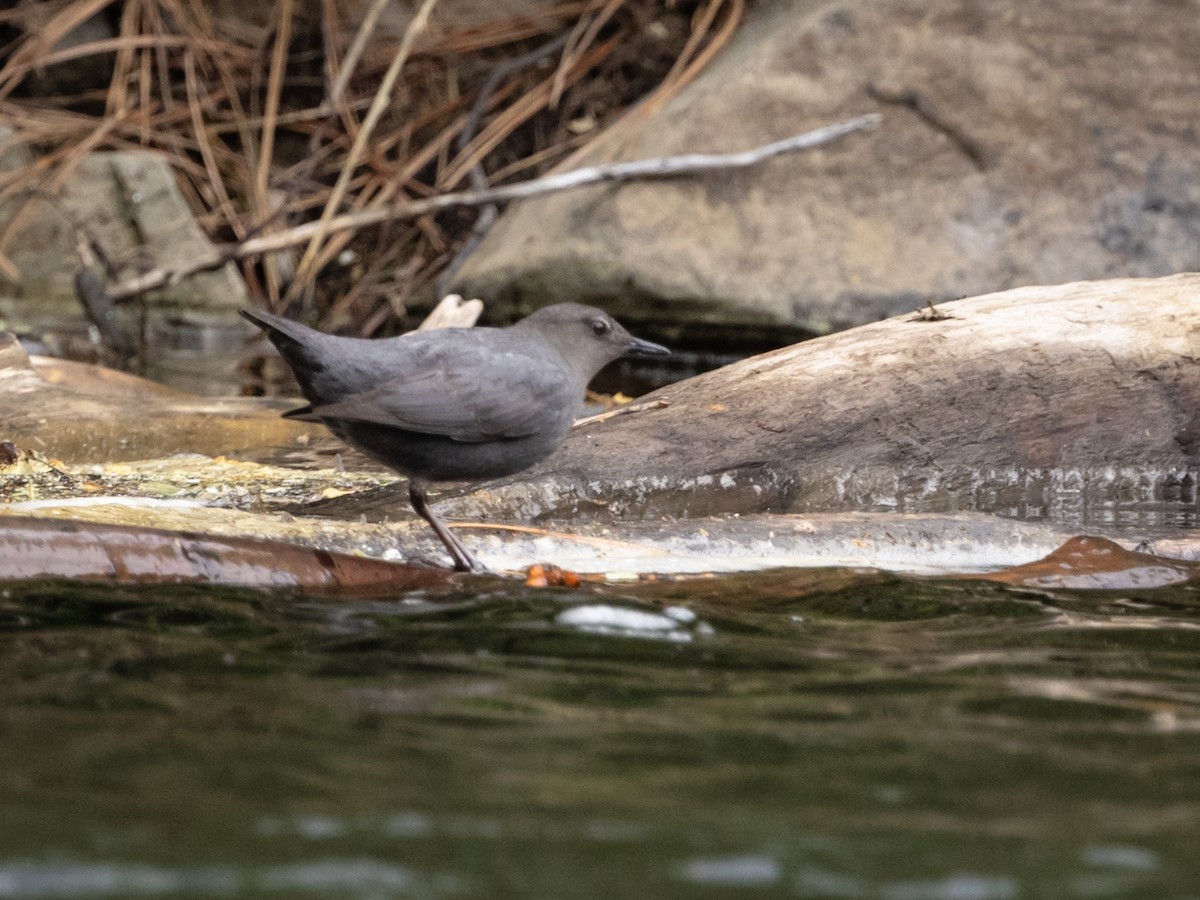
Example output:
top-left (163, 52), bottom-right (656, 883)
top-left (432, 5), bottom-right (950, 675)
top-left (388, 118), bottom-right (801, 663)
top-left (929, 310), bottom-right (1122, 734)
top-left (2, 571), bottom-right (1200, 899)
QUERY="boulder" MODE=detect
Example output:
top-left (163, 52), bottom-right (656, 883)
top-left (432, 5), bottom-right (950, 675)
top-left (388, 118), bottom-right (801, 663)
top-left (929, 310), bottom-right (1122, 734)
top-left (451, 0), bottom-right (1200, 335)
top-left (0, 131), bottom-right (251, 392)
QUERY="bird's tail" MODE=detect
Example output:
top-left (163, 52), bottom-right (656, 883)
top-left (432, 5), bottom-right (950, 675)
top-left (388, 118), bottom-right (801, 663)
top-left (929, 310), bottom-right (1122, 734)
top-left (240, 307), bottom-right (309, 346)
top-left (239, 308), bottom-right (330, 368)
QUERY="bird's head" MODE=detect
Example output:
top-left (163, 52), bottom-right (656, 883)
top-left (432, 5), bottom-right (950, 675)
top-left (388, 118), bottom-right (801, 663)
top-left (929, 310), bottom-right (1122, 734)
top-left (515, 303), bottom-right (669, 380)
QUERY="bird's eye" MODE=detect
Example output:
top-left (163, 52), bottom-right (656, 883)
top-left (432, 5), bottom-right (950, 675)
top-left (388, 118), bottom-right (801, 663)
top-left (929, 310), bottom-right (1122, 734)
top-left (591, 319), bottom-right (610, 336)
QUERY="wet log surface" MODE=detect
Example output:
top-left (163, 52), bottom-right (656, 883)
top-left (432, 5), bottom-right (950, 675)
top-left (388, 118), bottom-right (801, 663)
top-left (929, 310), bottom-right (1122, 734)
top-left (0, 333), bottom-right (322, 462)
top-left (978, 535), bottom-right (1195, 590)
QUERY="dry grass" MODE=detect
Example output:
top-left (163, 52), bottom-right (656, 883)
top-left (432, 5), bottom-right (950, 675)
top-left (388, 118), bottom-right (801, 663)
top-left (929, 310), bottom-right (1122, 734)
top-left (0, 0), bottom-right (742, 335)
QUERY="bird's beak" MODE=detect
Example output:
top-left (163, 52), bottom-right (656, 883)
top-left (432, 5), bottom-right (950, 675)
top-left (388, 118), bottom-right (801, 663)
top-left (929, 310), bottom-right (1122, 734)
top-left (625, 336), bottom-right (670, 357)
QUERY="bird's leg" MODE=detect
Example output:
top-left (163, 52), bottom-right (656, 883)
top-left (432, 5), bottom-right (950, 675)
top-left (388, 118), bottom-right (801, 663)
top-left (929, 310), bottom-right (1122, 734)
top-left (408, 481), bottom-right (488, 574)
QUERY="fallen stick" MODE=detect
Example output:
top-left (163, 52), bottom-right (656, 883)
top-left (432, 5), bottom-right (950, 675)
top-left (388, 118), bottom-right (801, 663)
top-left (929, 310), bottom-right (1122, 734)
top-left (107, 114), bottom-right (881, 301)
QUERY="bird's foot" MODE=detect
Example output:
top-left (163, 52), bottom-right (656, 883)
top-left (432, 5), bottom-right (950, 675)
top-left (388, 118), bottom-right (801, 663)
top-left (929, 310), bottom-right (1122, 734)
top-left (453, 555), bottom-right (494, 576)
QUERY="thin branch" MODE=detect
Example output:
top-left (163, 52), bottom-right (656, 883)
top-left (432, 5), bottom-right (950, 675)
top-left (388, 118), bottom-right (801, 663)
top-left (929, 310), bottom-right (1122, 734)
top-left (106, 115), bottom-right (880, 301)
top-left (434, 29), bottom-right (617, 293)
top-left (257, 0), bottom-right (292, 206)
top-left (440, 32), bottom-right (618, 188)
top-left (574, 397), bottom-right (671, 428)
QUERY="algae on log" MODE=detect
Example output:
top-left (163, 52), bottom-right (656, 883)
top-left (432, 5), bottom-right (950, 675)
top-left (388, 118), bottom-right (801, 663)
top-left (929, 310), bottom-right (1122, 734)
top-left (338, 274), bottom-right (1200, 523)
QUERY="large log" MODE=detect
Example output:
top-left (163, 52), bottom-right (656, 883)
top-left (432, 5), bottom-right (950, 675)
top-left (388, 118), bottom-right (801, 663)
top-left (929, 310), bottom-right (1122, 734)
top-left (390, 274), bottom-right (1200, 523)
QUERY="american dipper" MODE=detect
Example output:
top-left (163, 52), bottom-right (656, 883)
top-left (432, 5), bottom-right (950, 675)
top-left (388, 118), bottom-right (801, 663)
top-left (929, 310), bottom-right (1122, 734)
top-left (241, 303), bottom-right (669, 573)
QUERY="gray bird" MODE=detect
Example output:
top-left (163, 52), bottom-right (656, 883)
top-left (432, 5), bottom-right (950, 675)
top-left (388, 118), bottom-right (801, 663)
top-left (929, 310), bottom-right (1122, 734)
top-left (241, 303), bottom-right (669, 573)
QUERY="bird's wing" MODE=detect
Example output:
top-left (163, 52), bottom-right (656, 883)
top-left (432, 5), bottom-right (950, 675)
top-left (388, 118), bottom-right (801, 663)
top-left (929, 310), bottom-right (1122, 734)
top-left (306, 344), bottom-right (575, 442)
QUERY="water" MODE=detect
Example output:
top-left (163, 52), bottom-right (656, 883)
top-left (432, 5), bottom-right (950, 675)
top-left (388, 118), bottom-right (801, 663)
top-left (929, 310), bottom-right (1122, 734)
top-left (3, 572), bottom-right (1200, 899)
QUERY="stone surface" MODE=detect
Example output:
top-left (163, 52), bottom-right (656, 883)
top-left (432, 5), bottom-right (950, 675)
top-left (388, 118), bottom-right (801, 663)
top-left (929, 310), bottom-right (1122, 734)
top-left (451, 0), bottom-right (1200, 334)
top-left (0, 133), bottom-right (255, 392)
top-left (0, 137), bottom-right (249, 338)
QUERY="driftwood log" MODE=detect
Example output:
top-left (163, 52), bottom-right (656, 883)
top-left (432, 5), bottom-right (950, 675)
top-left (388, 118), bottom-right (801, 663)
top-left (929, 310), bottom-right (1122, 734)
top-left (336, 273), bottom-right (1200, 524)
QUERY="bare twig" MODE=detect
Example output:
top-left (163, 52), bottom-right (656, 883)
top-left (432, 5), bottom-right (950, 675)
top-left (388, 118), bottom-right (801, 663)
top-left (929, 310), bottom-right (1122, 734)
top-left (105, 114), bottom-right (880, 301)
top-left (574, 398), bottom-right (671, 428)
top-left (440, 32), bottom-right (617, 188)
top-left (448, 521), bottom-right (669, 555)
top-left (434, 27), bottom-right (574, 293)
